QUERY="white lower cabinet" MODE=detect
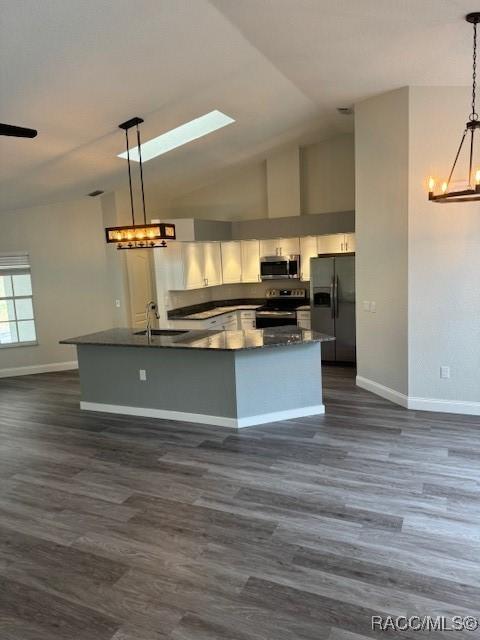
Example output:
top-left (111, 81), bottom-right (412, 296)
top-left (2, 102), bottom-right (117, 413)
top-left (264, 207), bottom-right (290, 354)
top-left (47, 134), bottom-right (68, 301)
top-left (297, 310), bottom-right (311, 330)
top-left (238, 310), bottom-right (256, 330)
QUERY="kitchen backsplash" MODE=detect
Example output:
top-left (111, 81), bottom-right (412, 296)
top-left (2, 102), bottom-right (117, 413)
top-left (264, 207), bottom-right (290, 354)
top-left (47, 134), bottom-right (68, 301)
top-left (168, 281), bottom-right (308, 310)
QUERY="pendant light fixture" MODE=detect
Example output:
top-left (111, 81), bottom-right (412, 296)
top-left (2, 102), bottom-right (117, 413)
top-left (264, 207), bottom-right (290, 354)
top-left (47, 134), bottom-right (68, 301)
top-left (105, 117), bottom-right (175, 249)
top-left (428, 13), bottom-right (480, 203)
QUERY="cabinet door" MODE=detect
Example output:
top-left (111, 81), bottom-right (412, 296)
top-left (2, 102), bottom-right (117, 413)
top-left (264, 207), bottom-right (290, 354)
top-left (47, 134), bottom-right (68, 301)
top-left (317, 234), bottom-right (344, 255)
top-left (153, 241), bottom-right (185, 295)
top-left (299, 236), bottom-right (318, 281)
top-left (297, 311), bottom-right (311, 330)
top-left (344, 233), bottom-right (356, 253)
top-left (239, 311), bottom-right (256, 330)
top-left (183, 243), bottom-right (205, 289)
top-left (260, 237), bottom-right (300, 256)
top-left (241, 240), bottom-right (260, 283)
top-left (203, 242), bottom-right (222, 287)
top-left (221, 242), bottom-right (242, 284)
top-left (259, 239), bottom-right (278, 256)
top-left (277, 237), bottom-right (300, 256)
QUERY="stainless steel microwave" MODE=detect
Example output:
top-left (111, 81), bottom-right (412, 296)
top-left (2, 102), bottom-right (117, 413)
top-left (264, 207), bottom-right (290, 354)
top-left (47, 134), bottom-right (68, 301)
top-left (260, 255), bottom-right (301, 280)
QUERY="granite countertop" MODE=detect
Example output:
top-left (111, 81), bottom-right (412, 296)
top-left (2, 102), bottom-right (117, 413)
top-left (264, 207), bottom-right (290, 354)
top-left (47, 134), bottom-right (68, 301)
top-left (61, 327), bottom-right (334, 352)
top-left (181, 304), bottom-right (261, 320)
top-left (168, 299), bottom-right (264, 321)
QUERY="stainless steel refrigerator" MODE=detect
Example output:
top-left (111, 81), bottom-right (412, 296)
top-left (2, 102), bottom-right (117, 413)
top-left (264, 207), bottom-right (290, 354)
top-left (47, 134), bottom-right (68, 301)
top-left (310, 255), bottom-right (356, 363)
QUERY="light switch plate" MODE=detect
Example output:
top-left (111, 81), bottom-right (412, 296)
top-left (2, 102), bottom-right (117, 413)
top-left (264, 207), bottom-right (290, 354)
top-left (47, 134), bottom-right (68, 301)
top-left (139, 369), bottom-right (147, 381)
top-left (115, 299), bottom-right (121, 308)
top-left (363, 301), bottom-right (370, 312)
top-left (440, 366), bottom-right (450, 379)
top-left (370, 301), bottom-right (376, 313)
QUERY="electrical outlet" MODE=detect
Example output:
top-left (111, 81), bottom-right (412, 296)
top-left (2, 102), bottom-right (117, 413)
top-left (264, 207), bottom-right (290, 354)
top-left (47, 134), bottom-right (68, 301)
top-left (370, 301), bottom-right (376, 313)
top-left (363, 301), bottom-right (370, 312)
top-left (440, 366), bottom-right (450, 379)
top-left (139, 369), bottom-right (147, 381)
top-left (115, 299), bottom-right (121, 308)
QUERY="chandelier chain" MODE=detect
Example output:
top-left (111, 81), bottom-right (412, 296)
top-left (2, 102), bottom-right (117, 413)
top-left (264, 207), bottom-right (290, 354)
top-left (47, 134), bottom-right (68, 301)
top-left (471, 20), bottom-right (477, 120)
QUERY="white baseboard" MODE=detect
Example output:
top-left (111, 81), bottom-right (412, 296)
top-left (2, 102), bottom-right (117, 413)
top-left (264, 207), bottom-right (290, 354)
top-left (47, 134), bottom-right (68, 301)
top-left (407, 396), bottom-right (480, 416)
top-left (0, 360), bottom-right (78, 379)
top-left (356, 376), bottom-right (408, 408)
top-left (356, 375), bottom-right (480, 416)
top-left (80, 401), bottom-right (325, 429)
top-left (236, 405), bottom-right (325, 428)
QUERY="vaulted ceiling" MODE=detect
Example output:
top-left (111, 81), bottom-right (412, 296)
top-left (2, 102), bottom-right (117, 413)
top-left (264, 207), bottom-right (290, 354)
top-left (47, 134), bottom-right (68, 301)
top-left (0, 0), bottom-right (475, 212)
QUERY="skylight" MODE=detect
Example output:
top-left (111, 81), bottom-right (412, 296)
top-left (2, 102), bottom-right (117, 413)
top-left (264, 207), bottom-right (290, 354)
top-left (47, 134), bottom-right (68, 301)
top-left (117, 110), bottom-right (235, 162)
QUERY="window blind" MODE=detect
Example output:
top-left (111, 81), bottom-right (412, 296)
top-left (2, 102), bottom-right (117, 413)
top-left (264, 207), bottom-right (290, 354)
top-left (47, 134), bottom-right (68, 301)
top-left (0, 253), bottom-right (30, 272)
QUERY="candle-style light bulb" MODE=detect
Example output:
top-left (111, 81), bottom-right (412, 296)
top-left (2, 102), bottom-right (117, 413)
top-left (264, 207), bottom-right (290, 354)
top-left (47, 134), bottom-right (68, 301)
top-left (475, 169), bottom-right (480, 186)
top-left (441, 181), bottom-right (448, 194)
top-left (428, 177), bottom-right (435, 192)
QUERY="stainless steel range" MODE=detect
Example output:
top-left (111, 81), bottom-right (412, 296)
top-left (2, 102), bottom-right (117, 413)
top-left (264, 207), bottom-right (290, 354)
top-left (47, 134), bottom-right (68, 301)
top-left (255, 288), bottom-right (307, 328)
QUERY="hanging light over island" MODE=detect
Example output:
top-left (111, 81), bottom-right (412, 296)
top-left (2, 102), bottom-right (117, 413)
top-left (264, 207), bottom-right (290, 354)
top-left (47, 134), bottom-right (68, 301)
top-left (428, 13), bottom-right (480, 203)
top-left (105, 116), bottom-right (175, 249)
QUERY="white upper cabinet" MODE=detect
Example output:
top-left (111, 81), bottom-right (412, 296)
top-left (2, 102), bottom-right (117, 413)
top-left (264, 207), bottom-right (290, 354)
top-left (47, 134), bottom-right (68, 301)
top-left (183, 242), bottom-right (206, 289)
top-left (344, 233), bottom-right (356, 253)
top-left (241, 240), bottom-right (260, 282)
top-left (317, 234), bottom-right (344, 255)
top-left (157, 241), bottom-right (222, 290)
top-left (203, 242), bottom-right (222, 287)
top-left (221, 242), bottom-right (242, 284)
top-left (317, 233), bottom-right (356, 254)
top-left (299, 236), bottom-right (318, 281)
top-left (155, 234), bottom-right (355, 293)
top-left (260, 237), bottom-right (300, 257)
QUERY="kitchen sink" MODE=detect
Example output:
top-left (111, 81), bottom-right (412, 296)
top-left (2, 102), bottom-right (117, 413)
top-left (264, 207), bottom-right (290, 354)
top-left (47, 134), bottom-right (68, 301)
top-left (134, 329), bottom-right (189, 336)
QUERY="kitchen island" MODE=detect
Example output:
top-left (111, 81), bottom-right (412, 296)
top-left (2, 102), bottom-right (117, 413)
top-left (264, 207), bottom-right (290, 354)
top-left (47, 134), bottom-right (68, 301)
top-left (61, 327), bottom-right (334, 429)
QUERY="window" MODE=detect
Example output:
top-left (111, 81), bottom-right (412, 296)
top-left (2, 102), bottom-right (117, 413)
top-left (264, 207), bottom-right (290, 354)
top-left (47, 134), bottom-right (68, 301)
top-left (0, 254), bottom-right (37, 347)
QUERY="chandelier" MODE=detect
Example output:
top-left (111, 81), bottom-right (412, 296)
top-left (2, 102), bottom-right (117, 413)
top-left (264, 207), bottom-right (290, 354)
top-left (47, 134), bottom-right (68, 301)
top-left (105, 117), bottom-right (175, 249)
top-left (428, 13), bottom-right (480, 203)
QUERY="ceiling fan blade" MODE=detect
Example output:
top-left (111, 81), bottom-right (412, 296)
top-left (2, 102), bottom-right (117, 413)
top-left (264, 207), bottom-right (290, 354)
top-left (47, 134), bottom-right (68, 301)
top-left (0, 123), bottom-right (38, 138)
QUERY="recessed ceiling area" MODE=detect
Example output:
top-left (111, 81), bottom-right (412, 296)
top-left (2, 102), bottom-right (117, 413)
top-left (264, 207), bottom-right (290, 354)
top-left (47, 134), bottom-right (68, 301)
top-left (0, 0), bottom-right (475, 212)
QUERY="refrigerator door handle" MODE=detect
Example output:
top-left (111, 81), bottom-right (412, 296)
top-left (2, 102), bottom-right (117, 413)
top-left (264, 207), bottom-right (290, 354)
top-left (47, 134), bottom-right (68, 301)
top-left (330, 278), bottom-right (335, 318)
top-left (334, 276), bottom-right (339, 318)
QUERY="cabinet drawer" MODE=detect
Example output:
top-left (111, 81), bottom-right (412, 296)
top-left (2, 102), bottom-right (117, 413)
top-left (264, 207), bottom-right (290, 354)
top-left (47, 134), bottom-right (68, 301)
top-left (297, 311), bottom-right (311, 319)
top-left (205, 317), bottom-right (221, 327)
top-left (239, 310), bottom-right (256, 319)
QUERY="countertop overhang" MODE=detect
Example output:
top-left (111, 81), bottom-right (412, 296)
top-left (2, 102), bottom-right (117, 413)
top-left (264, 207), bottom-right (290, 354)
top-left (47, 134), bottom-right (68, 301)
top-left (61, 327), bottom-right (334, 352)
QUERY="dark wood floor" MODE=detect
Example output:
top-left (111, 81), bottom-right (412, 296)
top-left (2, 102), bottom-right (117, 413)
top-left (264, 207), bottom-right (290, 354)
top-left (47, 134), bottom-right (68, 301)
top-left (0, 367), bottom-right (479, 639)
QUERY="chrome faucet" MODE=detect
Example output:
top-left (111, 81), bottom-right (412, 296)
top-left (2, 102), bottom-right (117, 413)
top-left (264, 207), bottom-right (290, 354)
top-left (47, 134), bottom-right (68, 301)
top-left (145, 300), bottom-right (160, 341)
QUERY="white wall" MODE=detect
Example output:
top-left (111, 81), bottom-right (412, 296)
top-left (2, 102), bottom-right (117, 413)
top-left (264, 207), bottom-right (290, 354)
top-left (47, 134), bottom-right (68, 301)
top-left (165, 162), bottom-right (268, 220)
top-left (408, 87), bottom-right (480, 406)
top-left (153, 134), bottom-right (355, 221)
top-left (355, 88), bottom-right (409, 396)
top-left (356, 85), bottom-right (480, 413)
top-left (301, 134), bottom-right (355, 215)
top-left (0, 198), bottom-right (115, 372)
top-left (266, 145), bottom-right (301, 218)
